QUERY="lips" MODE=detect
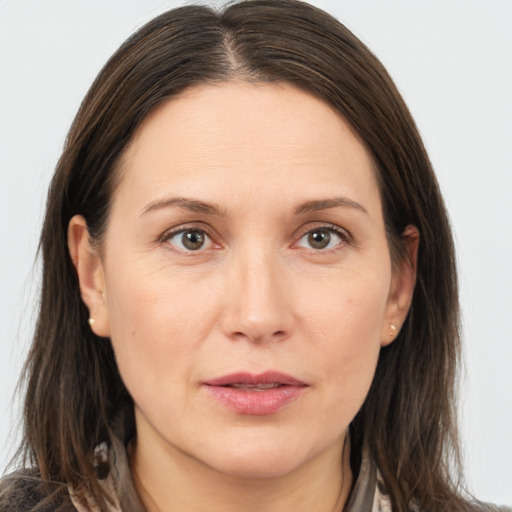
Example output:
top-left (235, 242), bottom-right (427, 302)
top-left (203, 371), bottom-right (307, 415)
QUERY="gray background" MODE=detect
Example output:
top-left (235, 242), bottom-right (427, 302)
top-left (1, 0), bottom-right (511, 505)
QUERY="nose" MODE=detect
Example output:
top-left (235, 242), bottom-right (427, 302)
top-left (220, 248), bottom-right (294, 344)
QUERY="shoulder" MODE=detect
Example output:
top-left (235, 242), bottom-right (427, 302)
top-left (0, 471), bottom-right (76, 512)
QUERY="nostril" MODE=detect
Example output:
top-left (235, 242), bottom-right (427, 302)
top-left (230, 330), bottom-right (287, 343)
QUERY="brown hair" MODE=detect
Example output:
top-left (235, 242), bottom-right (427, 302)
top-left (1, 1), bottom-right (484, 510)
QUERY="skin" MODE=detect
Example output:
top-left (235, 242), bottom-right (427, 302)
top-left (69, 82), bottom-right (418, 512)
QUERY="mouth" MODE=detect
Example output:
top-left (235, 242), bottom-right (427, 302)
top-left (223, 382), bottom-right (284, 390)
top-left (203, 371), bottom-right (308, 415)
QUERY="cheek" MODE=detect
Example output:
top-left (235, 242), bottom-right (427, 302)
top-left (303, 316), bottom-right (381, 438)
top-left (297, 263), bottom-right (391, 345)
top-left (103, 259), bottom-right (221, 395)
top-left (297, 267), bottom-right (390, 406)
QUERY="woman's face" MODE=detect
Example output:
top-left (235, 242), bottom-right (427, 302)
top-left (72, 82), bottom-right (416, 478)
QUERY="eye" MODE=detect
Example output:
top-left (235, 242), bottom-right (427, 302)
top-left (295, 227), bottom-right (345, 251)
top-left (165, 229), bottom-right (214, 252)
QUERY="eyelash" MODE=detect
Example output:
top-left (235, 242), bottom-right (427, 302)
top-left (293, 224), bottom-right (352, 252)
top-left (159, 224), bottom-right (218, 254)
top-left (159, 223), bottom-right (352, 254)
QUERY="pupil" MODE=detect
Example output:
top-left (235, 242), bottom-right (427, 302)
top-left (183, 231), bottom-right (204, 250)
top-left (308, 230), bottom-right (330, 249)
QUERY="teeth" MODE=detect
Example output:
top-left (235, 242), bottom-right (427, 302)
top-left (229, 383), bottom-right (281, 390)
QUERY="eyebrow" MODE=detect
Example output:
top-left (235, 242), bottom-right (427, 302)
top-left (294, 197), bottom-right (368, 215)
top-left (141, 197), bottom-right (226, 216)
top-left (141, 195), bottom-right (367, 217)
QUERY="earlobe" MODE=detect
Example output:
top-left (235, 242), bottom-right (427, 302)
top-left (68, 215), bottom-right (110, 337)
top-left (381, 225), bottom-right (419, 347)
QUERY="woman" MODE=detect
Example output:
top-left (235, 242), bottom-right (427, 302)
top-left (0, 1), bottom-right (509, 511)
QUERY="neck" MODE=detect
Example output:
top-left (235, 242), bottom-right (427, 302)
top-left (130, 433), bottom-right (353, 512)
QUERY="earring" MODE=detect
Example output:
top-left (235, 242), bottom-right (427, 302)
top-left (88, 318), bottom-right (95, 327)
top-left (389, 323), bottom-right (397, 338)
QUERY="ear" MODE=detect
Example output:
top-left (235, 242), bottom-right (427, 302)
top-left (381, 225), bottom-right (419, 347)
top-left (68, 215), bottom-right (110, 337)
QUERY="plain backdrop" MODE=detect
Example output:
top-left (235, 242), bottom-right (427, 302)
top-left (1, 0), bottom-right (511, 506)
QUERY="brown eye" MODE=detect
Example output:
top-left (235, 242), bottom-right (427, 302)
top-left (295, 226), bottom-right (345, 251)
top-left (182, 231), bottom-right (205, 250)
top-left (307, 230), bottom-right (332, 249)
top-left (166, 229), bottom-right (213, 252)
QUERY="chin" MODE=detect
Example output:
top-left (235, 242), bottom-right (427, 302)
top-left (198, 436), bottom-right (317, 480)
top-left (212, 453), bottom-right (304, 479)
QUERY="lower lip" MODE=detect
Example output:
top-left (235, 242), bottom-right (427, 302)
top-left (204, 385), bottom-right (306, 415)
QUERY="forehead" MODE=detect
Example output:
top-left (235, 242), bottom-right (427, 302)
top-left (113, 82), bottom-right (381, 217)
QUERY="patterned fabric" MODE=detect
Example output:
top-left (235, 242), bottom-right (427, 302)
top-left (372, 474), bottom-right (393, 512)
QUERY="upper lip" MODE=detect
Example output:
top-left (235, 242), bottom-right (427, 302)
top-left (203, 371), bottom-right (307, 387)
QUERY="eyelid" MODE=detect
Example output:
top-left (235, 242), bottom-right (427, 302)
top-left (158, 223), bottom-right (220, 252)
top-left (292, 223), bottom-right (353, 250)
